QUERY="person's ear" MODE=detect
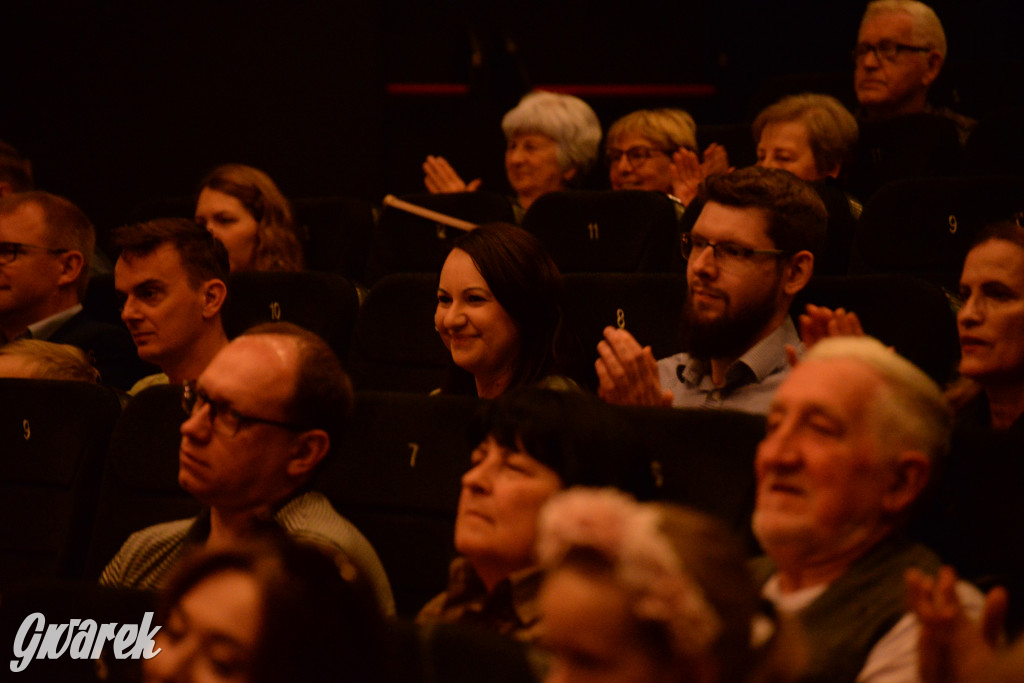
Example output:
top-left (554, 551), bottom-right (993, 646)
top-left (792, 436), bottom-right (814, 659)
top-left (882, 450), bottom-right (931, 516)
top-left (200, 279), bottom-right (227, 318)
top-left (561, 165), bottom-right (578, 184)
top-left (286, 429), bottom-right (330, 479)
top-left (782, 250), bottom-right (814, 296)
top-left (922, 52), bottom-right (943, 87)
top-left (56, 250), bottom-right (85, 288)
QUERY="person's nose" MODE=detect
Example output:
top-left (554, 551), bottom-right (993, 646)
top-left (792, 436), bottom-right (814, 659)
top-left (957, 292), bottom-right (982, 329)
top-left (143, 636), bottom-right (193, 683)
top-left (180, 399), bottom-right (213, 443)
top-left (461, 450), bottom-right (497, 494)
top-left (859, 46), bottom-right (882, 70)
top-left (442, 301), bottom-right (468, 330)
top-left (120, 296), bottom-right (142, 323)
top-left (689, 242), bottom-right (719, 280)
top-left (756, 418), bottom-right (803, 473)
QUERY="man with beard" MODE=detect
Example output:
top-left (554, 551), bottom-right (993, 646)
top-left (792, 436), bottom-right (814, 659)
top-left (596, 167), bottom-right (824, 414)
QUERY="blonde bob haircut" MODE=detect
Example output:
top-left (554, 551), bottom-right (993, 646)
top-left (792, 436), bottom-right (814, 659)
top-left (752, 94), bottom-right (859, 178)
top-left (199, 164), bottom-right (304, 272)
top-left (606, 108), bottom-right (698, 154)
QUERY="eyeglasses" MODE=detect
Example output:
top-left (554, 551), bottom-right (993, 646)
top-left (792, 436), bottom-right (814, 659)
top-left (851, 40), bottom-right (931, 64)
top-left (182, 380), bottom-right (307, 437)
top-left (680, 233), bottom-right (788, 268)
top-left (0, 242), bottom-right (69, 265)
top-left (605, 146), bottom-right (673, 167)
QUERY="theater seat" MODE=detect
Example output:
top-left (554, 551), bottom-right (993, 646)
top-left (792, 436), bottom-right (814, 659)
top-left (348, 273), bottom-right (450, 393)
top-left (293, 195), bottom-right (375, 283)
top-left (849, 175), bottom-right (1024, 292)
top-left (316, 391), bottom-right (483, 616)
top-left (0, 379), bottom-right (122, 590)
top-left (367, 191), bottom-right (515, 282)
top-left (617, 405), bottom-right (766, 555)
top-left (84, 385), bottom-right (199, 578)
top-left (222, 271), bottom-right (360, 361)
top-left (521, 190), bottom-right (679, 273)
top-left (794, 274), bottom-right (959, 385)
top-left (562, 272), bottom-right (686, 390)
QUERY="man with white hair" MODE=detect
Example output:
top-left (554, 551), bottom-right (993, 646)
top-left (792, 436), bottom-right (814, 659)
top-left (854, 0), bottom-right (975, 143)
top-left (752, 336), bottom-right (982, 683)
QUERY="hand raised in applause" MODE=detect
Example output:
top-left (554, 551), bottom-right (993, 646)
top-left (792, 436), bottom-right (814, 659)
top-left (669, 144), bottom-right (735, 206)
top-left (423, 155), bottom-right (482, 194)
top-left (700, 142), bottom-right (733, 177)
top-left (786, 304), bottom-right (867, 366)
top-left (596, 326), bottom-right (674, 407)
top-left (905, 566), bottom-right (1008, 683)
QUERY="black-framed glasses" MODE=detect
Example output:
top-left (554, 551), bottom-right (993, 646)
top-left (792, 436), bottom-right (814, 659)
top-left (0, 241), bottom-right (69, 265)
top-left (851, 40), bottom-right (931, 64)
top-left (605, 145), bottom-right (674, 167)
top-left (182, 380), bottom-right (308, 437)
top-left (680, 232), bottom-right (789, 268)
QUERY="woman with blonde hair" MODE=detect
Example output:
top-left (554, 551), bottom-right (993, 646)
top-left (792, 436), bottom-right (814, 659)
top-left (195, 164), bottom-right (304, 272)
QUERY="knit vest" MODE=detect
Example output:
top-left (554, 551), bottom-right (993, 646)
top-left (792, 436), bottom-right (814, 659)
top-left (752, 535), bottom-right (942, 683)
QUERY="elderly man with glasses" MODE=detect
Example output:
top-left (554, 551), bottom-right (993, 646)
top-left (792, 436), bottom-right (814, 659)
top-left (853, 0), bottom-right (975, 144)
top-left (0, 191), bottom-right (149, 389)
top-left (100, 322), bottom-right (395, 615)
top-left (596, 166), bottom-right (824, 415)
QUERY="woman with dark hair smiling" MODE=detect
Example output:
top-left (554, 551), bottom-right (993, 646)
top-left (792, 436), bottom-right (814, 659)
top-left (434, 222), bottom-right (573, 398)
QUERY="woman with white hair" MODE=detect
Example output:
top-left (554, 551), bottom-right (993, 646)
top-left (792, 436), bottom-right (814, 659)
top-left (536, 487), bottom-right (800, 683)
top-left (423, 90), bottom-right (602, 215)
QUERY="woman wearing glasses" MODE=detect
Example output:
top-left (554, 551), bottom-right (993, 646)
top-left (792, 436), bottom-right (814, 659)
top-left (604, 108), bottom-right (731, 207)
top-left (423, 91), bottom-right (602, 218)
top-left (434, 222), bottom-right (574, 398)
top-left (195, 164), bottom-right (305, 273)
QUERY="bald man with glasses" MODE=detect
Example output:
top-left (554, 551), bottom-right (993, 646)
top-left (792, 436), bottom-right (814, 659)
top-left (100, 323), bottom-right (395, 614)
top-left (596, 167), bottom-right (825, 415)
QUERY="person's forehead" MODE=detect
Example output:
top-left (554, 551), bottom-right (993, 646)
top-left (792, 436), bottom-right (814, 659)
top-left (693, 201), bottom-right (773, 245)
top-left (115, 242), bottom-right (189, 287)
top-left (0, 203), bottom-right (48, 243)
top-left (200, 335), bottom-right (298, 408)
top-left (777, 358), bottom-right (878, 420)
top-left (859, 10), bottom-right (917, 41)
top-left (760, 120), bottom-right (811, 147)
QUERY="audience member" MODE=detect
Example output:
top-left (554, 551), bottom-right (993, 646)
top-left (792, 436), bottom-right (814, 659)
top-left (423, 90), bottom-right (602, 216)
top-left (751, 336), bottom-right (981, 683)
top-left (748, 93), bottom-right (861, 275)
top-left (0, 191), bottom-right (147, 389)
top-left (144, 533), bottom-right (385, 683)
top-left (435, 222), bottom-right (573, 398)
top-left (195, 163), bottom-right (304, 272)
top-left (949, 220), bottom-right (1024, 432)
top-left (418, 387), bottom-right (646, 642)
top-left (853, 0), bottom-right (975, 143)
top-left (604, 108), bottom-right (731, 206)
top-left (113, 218), bottom-right (230, 393)
top-left (536, 487), bottom-right (802, 683)
top-left (0, 338), bottom-right (100, 382)
top-left (0, 139), bottom-right (33, 196)
top-left (101, 322), bottom-right (395, 615)
top-left (754, 94), bottom-right (859, 184)
top-left (596, 167), bottom-right (823, 414)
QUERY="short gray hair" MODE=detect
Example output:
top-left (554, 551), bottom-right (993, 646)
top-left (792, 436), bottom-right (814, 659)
top-left (803, 336), bottom-right (951, 461)
top-left (861, 0), bottom-right (947, 59)
top-left (502, 91), bottom-right (602, 180)
top-left (752, 94), bottom-right (859, 176)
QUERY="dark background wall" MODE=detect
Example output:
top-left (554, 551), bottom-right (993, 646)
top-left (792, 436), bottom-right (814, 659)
top-left (1, 0), bottom-right (1020, 238)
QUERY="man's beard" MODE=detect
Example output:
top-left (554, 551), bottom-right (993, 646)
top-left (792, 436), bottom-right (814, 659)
top-left (682, 279), bottom-right (782, 361)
